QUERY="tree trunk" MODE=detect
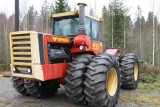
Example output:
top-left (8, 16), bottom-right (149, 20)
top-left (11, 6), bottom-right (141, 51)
top-left (123, 19), bottom-right (125, 53)
top-left (152, 2), bottom-right (155, 65)
top-left (140, 18), bottom-right (142, 60)
top-left (111, 9), bottom-right (114, 48)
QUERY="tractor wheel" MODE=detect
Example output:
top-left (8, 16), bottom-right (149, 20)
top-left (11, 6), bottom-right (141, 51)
top-left (12, 77), bottom-right (29, 96)
top-left (25, 80), bottom-right (60, 99)
top-left (84, 54), bottom-right (120, 107)
top-left (120, 53), bottom-right (139, 89)
top-left (65, 54), bottom-right (92, 105)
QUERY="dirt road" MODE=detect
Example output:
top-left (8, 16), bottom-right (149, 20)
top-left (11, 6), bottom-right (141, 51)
top-left (0, 77), bottom-right (159, 107)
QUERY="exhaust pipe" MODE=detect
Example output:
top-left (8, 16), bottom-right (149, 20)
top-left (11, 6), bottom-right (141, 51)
top-left (15, 0), bottom-right (19, 31)
top-left (77, 3), bottom-right (87, 34)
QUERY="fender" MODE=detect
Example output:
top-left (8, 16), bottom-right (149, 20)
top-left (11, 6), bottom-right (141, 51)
top-left (105, 49), bottom-right (120, 56)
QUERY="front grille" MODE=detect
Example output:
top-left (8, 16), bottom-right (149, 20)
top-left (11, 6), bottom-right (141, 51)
top-left (11, 33), bottom-right (32, 74)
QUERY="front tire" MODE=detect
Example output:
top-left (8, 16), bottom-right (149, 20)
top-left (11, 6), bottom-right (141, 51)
top-left (84, 54), bottom-right (120, 107)
top-left (12, 77), bottom-right (29, 96)
top-left (25, 80), bottom-right (60, 99)
top-left (65, 54), bottom-right (92, 105)
top-left (120, 53), bottom-right (139, 89)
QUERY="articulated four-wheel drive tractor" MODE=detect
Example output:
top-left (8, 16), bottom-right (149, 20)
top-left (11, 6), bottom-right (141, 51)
top-left (10, 3), bottom-right (139, 107)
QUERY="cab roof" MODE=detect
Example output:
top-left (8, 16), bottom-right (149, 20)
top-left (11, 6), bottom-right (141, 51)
top-left (49, 10), bottom-right (103, 22)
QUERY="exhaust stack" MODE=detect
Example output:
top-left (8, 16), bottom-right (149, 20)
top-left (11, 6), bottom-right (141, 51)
top-left (15, 0), bottom-right (19, 31)
top-left (77, 3), bottom-right (87, 34)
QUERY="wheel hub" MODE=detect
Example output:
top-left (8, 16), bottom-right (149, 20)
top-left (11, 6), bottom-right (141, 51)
top-left (107, 68), bottom-right (118, 96)
top-left (134, 63), bottom-right (138, 81)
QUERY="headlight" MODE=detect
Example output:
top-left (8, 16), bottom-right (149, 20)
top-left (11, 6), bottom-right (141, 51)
top-left (27, 69), bottom-right (31, 73)
top-left (79, 45), bottom-right (84, 50)
top-left (13, 67), bottom-right (16, 72)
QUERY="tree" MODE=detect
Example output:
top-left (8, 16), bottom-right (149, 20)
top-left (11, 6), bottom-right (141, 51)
top-left (19, 0), bottom-right (29, 31)
top-left (157, 24), bottom-right (160, 67)
top-left (140, 16), bottom-right (146, 60)
top-left (155, 16), bottom-right (159, 66)
top-left (6, 14), bottom-right (15, 70)
top-left (124, 15), bottom-right (131, 53)
top-left (137, 5), bottom-right (142, 59)
top-left (28, 6), bottom-right (38, 30)
top-left (111, 0), bottom-right (126, 49)
top-left (42, 0), bottom-right (71, 34)
top-left (89, 8), bottom-right (94, 16)
top-left (40, 0), bottom-right (50, 32)
top-left (101, 6), bottom-right (112, 50)
top-left (146, 12), bottom-right (154, 64)
top-left (131, 6), bottom-right (143, 59)
top-left (53, 0), bottom-right (71, 13)
top-left (0, 13), bottom-right (7, 67)
top-left (0, 13), bottom-right (14, 71)
top-left (101, 1), bottom-right (129, 51)
top-left (152, 3), bottom-right (155, 65)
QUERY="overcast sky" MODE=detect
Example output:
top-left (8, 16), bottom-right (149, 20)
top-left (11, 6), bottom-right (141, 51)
top-left (0, 0), bottom-right (160, 21)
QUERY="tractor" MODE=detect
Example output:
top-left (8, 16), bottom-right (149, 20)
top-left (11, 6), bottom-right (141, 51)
top-left (10, 3), bottom-right (139, 107)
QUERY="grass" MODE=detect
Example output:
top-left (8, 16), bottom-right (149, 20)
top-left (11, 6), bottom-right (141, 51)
top-left (0, 64), bottom-right (5, 73)
top-left (138, 81), bottom-right (160, 92)
top-left (121, 94), bottom-right (160, 106)
top-left (139, 72), bottom-right (160, 92)
top-left (0, 75), bottom-right (3, 80)
top-left (139, 72), bottom-right (160, 83)
top-left (0, 64), bottom-right (10, 74)
top-left (120, 72), bottom-right (160, 106)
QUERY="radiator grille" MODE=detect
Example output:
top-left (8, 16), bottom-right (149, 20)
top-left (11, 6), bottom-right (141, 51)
top-left (11, 33), bottom-right (32, 74)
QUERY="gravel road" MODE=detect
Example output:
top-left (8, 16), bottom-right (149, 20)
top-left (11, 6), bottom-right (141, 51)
top-left (0, 77), bottom-right (158, 107)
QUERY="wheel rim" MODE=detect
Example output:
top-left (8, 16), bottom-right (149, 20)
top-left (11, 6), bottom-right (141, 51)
top-left (134, 63), bottom-right (138, 81)
top-left (107, 68), bottom-right (118, 96)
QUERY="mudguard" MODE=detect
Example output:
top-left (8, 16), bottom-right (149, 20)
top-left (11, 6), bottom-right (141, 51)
top-left (105, 49), bottom-right (120, 56)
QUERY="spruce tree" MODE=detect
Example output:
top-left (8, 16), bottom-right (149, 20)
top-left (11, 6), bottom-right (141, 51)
top-left (53, 0), bottom-right (71, 13)
top-left (112, 0), bottom-right (125, 49)
top-left (101, 6), bottom-right (112, 49)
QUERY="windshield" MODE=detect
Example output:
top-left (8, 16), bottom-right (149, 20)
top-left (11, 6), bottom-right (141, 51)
top-left (53, 17), bottom-right (79, 37)
top-left (53, 17), bottom-right (100, 40)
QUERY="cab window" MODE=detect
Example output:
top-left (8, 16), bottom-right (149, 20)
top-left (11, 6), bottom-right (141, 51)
top-left (85, 17), bottom-right (91, 36)
top-left (53, 17), bottom-right (79, 37)
top-left (53, 16), bottom-right (100, 41)
top-left (91, 19), bottom-right (100, 41)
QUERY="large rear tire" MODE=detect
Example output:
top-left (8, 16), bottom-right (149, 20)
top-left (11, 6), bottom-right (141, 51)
top-left (84, 54), bottom-right (120, 107)
top-left (25, 80), bottom-right (60, 99)
top-left (120, 53), bottom-right (139, 89)
top-left (12, 77), bottom-right (29, 96)
top-left (65, 54), bottom-right (92, 105)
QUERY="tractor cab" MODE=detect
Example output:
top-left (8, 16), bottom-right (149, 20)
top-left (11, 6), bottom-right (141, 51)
top-left (49, 10), bottom-right (103, 41)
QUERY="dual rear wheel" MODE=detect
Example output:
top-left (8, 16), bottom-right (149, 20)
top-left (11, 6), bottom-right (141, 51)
top-left (65, 53), bottom-right (139, 107)
top-left (84, 54), bottom-right (120, 107)
top-left (65, 54), bottom-right (120, 106)
top-left (120, 53), bottom-right (139, 89)
top-left (65, 54), bottom-right (93, 105)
